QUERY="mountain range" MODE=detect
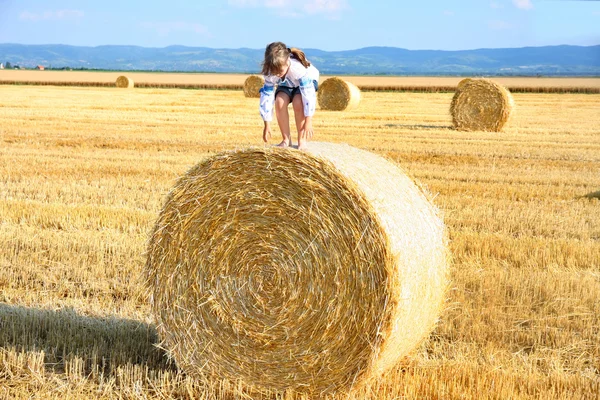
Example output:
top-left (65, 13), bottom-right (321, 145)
top-left (1, 43), bottom-right (599, 75)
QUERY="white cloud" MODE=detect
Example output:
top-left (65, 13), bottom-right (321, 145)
top-left (275, 10), bottom-right (304, 18)
top-left (265, 0), bottom-right (288, 7)
top-left (304, 0), bottom-right (347, 14)
top-left (228, 0), bottom-right (285, 8)
top-left (19, 9), bottom-right (84, 22)
top-left (229, 0), bottom-right (348, 18)
top-left (490, 1), bottom-right (504, 9)
top-left (489, 20), bottom-right (514, 30)
top-left (228, 0), bottom-right (258, 5)
top-left (512, 0), bottom-right (533, 10)
top-left (140, 21), bottom-right (211, 37)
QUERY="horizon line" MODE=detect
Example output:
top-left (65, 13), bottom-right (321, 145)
top-left (1, 42), bottom-right (599, 53)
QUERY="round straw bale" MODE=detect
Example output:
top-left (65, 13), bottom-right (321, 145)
top-left (317, 77), bottom-right (361, 111)
top-left (450, 78), bottom-right (514, 132)
top-left (115, 75), bottom-right (134, 88)
top-left (243, 75), bottom-right (265, 98)
top-left (145, 142), bottom-right (449, 396)
top-left (456, 77), bottom-right (473, 90)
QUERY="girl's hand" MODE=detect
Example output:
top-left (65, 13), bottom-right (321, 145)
top-left (263, 122), bottom-right (272, 143)
top-left (302, 117), bottom-right (314, 140)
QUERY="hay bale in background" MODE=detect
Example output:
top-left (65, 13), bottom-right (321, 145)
top-left (115, 75), bottom-right (134, 88)
top-left (450, 78), bottom-right (514, 132)
top-left (317, 77), bottom-right (361, 111)
top-left (243, 75), bottom-right (265, 98)
top-left (145, 142), bottom-right (449, 396)
top-left (456, 77), bottom-right (473, 90)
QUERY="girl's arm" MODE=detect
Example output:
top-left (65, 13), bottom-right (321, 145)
top-left (298, 76), bottom-right (316, 118)
top-left (298, 76), bottom-right (316, 143)
top-left (259, 83), bottom-right (275, 121)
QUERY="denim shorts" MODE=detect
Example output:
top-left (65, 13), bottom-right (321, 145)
top-left (275, 80), bottom-right (319, 101)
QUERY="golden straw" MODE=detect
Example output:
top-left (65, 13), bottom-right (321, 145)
top-left (450, 78), bottom-right (514, 132)
top-left (145, 142), bottom-right (449, 397)
top-left (317, 77), bottom-right (361, 111)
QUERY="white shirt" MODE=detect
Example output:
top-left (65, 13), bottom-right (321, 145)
top-left (259, 58), bottom-right (320, 121)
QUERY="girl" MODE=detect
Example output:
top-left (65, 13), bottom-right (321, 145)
top-left (259, 42), bottom-right (319, 150)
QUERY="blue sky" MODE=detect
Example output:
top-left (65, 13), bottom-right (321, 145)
top-left (0, 0), bottom-right (598, 51)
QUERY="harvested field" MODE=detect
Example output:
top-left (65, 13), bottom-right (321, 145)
top-left (1, 70), bottom-right (599, 93)
top-left (0, 83), bottom-right (598, 399)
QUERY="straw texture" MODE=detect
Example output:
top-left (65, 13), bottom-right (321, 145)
top-left (450, 78), bottom-right (514, 132)
top-left (115, 75), bottom-right (134, 88)
top-left (317, 77), bottom-right (361, 111)
top-left (145, 142), bottom-right (449, 396)
top-left (243, 75), bottom-right (265, 98)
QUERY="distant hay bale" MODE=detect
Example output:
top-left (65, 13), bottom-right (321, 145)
top-left (243, 75), bottom-right (264, 98)
top-left (115, 75), bottom-right (134, 88)
top-left (145, 142), bottom-right (449, 396)
top-left (317, 77), bottom-right (361, 111)
top-left (456, 78), bottom-right (472, 90)
top-left (450, 78), bottom-right (514, 132)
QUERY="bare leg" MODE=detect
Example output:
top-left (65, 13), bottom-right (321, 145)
top-left (292, 94), bottom-right (307, 150)
top-left (275, 93), bottom-right (292, 147)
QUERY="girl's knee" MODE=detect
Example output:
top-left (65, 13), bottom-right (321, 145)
top-left (292, 95), bottom-right (303, 112)
top-left (275, 94), bottom-right (290, 109)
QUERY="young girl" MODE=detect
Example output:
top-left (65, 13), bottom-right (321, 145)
top-left (259, 42), bottom-right (319, 150)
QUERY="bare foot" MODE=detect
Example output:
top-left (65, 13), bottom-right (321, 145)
top-left (297, 140), bottom-right (308, 151)
top-left (276, 140), bottom-right (292, 148)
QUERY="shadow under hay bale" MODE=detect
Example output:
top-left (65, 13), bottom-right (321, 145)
top-left (450, 78), bottom-right (514, 132)
top-left (115, 75), bottom-right (134, 88)
top-left (584, 190), bottom-right (600, 199)
top-left (243, 75), bottom-right (265, 98)
top-left (145, 142), bottom-right (449, 397)
top-left (0, 303), bottom-right (173, 373)
top-left (317, 77), bottom-right (361, 111)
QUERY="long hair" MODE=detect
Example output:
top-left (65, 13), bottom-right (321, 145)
top-left (261, 42), bottom-right (311, 76)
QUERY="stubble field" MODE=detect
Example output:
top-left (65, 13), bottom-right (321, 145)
top-left (0, 78), bottom-right (599, 399)
top-left (2, 70), bottom-right (600, 92)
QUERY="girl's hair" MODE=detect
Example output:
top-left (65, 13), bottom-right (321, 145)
top-left (261, 42), bottom-right (311, 76)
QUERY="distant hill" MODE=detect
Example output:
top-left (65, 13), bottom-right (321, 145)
top-left (1, 43), bottom-right (599, 75)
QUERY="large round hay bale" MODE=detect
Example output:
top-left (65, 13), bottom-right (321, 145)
top-left (145, 142), bottom-right (449, 396)
top-left (243, 75), bottom-right (265, 98)
top-left (115, 75), bottom-right (134, 88)
top-left (450, 78), bottom-right (514, 132)
top-left (317, 77), bottom-right (361, 111)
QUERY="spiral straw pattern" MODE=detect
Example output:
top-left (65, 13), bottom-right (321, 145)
top-left (450, 78), bottom-right (514, 132)
top-left (145, 142), bottom-right (448, 396)
top-left (115, 75), bottom-right (134, 88)
top-left (243, 75), bottom-right (265, 98)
